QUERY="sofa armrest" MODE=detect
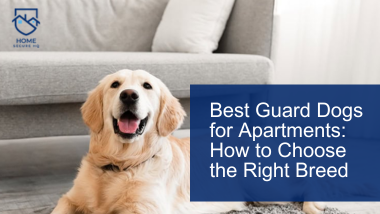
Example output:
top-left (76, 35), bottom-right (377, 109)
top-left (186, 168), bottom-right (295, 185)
top-left (216, 0), bottom-right (275, 58)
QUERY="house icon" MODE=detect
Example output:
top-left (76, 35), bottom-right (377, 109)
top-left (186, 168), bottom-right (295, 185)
top-left (28, 17), bottom-right (40, 27)
top-left (12, 15), bottom-right (26, 24)
top-left (12, 8), bottom-right (40, 36)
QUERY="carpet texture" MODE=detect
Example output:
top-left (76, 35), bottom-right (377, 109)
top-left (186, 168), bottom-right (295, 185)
top-left (5, 202), bottom-right (348, 214)
top-left (229, 203), bottom-right (348, 214)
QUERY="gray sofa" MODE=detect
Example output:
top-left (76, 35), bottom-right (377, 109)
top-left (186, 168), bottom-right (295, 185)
top-left (0, 0), bottom-right (274, 139)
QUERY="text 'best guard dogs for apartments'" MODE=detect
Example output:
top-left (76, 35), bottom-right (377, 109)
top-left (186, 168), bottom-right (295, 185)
top-left (52, 70), bottom-right (325, 214)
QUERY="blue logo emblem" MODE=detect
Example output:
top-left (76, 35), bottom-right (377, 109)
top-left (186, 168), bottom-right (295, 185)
top-left (12, 8), bottom-right (40, 36)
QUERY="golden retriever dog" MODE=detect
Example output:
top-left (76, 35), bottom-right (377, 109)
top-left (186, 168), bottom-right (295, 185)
top-left (52, 69), bottom-right (325, 214)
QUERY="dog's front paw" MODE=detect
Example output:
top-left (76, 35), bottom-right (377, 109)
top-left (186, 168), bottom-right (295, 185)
top-left (303, 202), bottom-right (325, 214)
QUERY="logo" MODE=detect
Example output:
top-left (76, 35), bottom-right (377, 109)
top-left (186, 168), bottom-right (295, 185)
top-left (12, 8), bottom-right (40, 36)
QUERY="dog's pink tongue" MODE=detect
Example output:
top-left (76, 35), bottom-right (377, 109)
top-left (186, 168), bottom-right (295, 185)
top-left (118, 118), bottom-right (140, 134)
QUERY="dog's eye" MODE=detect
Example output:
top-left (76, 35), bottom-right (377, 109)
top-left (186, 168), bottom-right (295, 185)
top-left (111, 81), bottom-right (120, 88)
top-left (143, 82), bottom-right (152, 90)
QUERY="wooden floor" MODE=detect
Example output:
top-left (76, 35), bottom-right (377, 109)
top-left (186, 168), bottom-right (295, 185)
top-left (0, 174), bottom-right (73, 214)
top-left (0, 136), bottom-right (88, 214)
top-left (0, 135), bottom-right (379, 214)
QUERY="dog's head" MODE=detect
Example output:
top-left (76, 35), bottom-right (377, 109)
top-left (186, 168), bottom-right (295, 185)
top-left (81, 69), bottom-right (185, 143)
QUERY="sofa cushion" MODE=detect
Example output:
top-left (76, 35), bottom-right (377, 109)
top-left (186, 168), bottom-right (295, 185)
top-left (152, 0), bottom-right (235, 53)
top-left (0, 52), bottom-right (273, 105)
top-left (0, 0), bottom-right (169, 52)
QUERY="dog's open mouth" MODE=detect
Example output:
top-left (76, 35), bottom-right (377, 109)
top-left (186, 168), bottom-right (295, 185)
top-left (113, 111), bottom-right (148, 139)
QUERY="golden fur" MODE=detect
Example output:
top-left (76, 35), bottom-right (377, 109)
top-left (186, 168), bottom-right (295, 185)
top-left (52, 70), bottom-right (324, 214)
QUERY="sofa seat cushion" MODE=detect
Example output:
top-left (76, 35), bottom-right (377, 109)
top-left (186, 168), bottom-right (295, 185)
top-left (0, 52), bottom-right (273, 105)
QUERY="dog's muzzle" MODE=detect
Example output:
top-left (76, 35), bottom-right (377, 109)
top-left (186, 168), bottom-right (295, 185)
top-left (113, 111), bottom-right (148, 139)
top-left (113, 89), bottom-right (148, 139)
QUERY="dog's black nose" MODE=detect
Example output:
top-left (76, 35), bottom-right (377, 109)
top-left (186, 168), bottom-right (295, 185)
top-left (120, 89), bottom-right (139, 104)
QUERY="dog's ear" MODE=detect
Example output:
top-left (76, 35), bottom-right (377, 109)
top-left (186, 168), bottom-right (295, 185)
top-left (81, 85), bottom-right (104, 133)
top-left (157, 82), bottom-right (186, 137)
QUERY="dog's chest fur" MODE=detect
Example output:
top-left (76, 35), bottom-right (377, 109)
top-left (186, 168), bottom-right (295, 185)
top-left (74, 139), bottom-right (189, 213)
